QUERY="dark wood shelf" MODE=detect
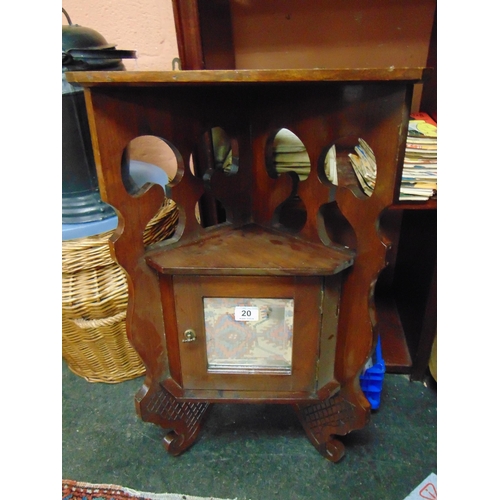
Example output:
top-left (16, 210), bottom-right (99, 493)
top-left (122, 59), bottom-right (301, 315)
top-left (147, 223), bottom-right (355, 276)
top-left (67, 68), bottom-right (431, 87)
top-left (378, 207), bottom-right (437, 378)
top-left (390, 198), bottom-right (437, 211)
top-left (376, 291), bottom-right (412, 373)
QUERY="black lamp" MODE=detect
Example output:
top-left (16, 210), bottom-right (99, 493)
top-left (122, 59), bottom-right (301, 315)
top-left (62, 8), bottom-right (136, 223)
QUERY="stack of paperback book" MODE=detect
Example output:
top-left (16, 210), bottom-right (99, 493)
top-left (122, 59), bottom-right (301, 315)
top-left (349, 139), bottom-right (377, 196)
top-left (348, 112), bottom-right (437, 201)
top-left (401, 112), bottom-right (437, 200)
top-left (348, 138), bottom-right (377, 196)
top-left (272, 128), bottom-right (337, 184)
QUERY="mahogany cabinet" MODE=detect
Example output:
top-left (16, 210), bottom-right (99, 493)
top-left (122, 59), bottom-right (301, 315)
top-left (67, 67), bottom-right (428, 461)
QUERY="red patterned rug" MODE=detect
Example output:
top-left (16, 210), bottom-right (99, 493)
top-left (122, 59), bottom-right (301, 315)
top-left (62, 480), bottom-right (235, 500)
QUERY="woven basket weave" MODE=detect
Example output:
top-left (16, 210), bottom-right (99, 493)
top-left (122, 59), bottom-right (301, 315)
top-left (62, 198), bottom-right (178, 383)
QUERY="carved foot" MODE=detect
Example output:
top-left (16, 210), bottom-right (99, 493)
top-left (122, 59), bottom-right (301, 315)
top-left (294, 389), bottom-right (366, 462)
top-left (318, 437), bottom-right (346, 463)
top-left (163, 429), bottom-right (198, 457)
top-left (135, 382), bottom-right (210, 456)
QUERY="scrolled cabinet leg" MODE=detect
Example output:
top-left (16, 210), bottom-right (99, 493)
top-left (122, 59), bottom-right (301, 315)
top-left (294, 388), bottom-right (367, 463)
top-left (320, 438), bottom-right (346, 463)
top-left (135, 381), bottom-right (210, 456)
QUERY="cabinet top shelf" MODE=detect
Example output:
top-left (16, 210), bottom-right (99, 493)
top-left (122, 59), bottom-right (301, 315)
top-left (66, 68), bottom-right (431, 87)
top-left (146, 223), bottom-right (355, 277)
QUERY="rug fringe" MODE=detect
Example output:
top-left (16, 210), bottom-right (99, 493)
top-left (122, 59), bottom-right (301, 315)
top-left (63, 480), bottom-right (237, 500)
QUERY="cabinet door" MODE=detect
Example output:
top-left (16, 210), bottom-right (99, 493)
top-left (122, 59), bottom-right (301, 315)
top-left (172, 276), bottom-right (322, 397)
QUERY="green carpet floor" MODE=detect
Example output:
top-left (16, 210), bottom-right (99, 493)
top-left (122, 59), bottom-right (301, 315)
top-left (62, 361), bottom-right (436, 500)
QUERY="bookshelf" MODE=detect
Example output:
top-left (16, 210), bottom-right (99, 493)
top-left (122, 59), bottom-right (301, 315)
top-left (171, 0), bottom-right (438, 381)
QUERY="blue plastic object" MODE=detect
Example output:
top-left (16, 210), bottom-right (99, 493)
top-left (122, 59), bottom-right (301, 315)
top-left (62, 161), bottom-right (168, 241)
top-left (360, 336), bottom-right (386, 410)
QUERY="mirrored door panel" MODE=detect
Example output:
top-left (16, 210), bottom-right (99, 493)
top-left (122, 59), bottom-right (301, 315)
top-left (204, 297), bottom-right (294, 374)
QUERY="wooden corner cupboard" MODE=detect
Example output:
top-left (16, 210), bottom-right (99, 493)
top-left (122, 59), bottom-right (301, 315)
top-left (66, 67), bottom-right (429, 461)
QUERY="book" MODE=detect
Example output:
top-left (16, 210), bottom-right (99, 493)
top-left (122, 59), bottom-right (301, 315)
top-left (273, 128), bottom-right (309, 152)
top-left (405, 143), bottom-right (438, 151)
top-left (272, 129), bottom-right (338, 184)
top-left (400, 112), bottom-right (437, 200)
top-left (408, 112), bottom-right (437, 138)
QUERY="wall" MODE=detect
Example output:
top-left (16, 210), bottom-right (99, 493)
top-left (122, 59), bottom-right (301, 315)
top-left (63, 1), bottom-right (180, 177)
top-left (62, 0), bottom-right (179, 70)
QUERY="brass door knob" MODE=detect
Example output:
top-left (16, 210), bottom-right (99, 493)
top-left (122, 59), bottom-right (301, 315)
top-left (182, 329), bottom-right (197, 343)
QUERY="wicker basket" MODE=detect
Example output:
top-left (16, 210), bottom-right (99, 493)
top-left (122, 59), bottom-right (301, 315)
top-left (62, 198), bottom-right (178, 383)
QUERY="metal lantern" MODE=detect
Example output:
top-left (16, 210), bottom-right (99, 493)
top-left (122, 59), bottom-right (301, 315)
top-left (62, 8), bottom-right (136, 223)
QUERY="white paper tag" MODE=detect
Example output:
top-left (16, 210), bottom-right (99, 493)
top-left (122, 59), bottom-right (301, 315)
top-left (404, 472), bottom-right (437, 499)
top-left (234, 306), bottom-right (259, 321)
